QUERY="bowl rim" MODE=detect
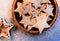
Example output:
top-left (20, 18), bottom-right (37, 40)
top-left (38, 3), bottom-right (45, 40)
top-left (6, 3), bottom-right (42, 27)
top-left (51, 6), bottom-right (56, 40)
top-left (12, 0), bottom-right (58, 34)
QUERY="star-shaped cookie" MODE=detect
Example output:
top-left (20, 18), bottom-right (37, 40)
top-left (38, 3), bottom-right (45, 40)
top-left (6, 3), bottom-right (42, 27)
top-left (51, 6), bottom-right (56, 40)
top-left (15, 2), bottom-right (35, 16)
top-left (43, 5), bottom-right (54, 16)
top-left (0, 18), bottom-right (13, 39)
top-left (19, 15), bottom-right (32, 28)
top-left (23, 4), bottom-right (35, 15)
top-left (28, 14), bottom-right (50, 33)
top-left (32, 0), bottom-right (41, 9)
top-left (15, 2), bottom-right (25, 16)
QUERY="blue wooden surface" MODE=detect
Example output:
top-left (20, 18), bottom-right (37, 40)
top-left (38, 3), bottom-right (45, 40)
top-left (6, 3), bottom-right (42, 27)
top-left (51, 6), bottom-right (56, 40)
top-left (0, 0), bottom-right (60, 41)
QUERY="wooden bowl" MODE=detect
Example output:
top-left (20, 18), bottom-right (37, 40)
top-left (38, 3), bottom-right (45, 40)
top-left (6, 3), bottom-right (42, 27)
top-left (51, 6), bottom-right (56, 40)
top-left (12, 0), bottom-right (58, 34)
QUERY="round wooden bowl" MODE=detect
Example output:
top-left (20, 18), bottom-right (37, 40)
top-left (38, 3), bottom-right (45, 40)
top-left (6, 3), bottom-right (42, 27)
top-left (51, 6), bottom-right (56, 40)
top-left (12, 0), bottom-right (58, 34)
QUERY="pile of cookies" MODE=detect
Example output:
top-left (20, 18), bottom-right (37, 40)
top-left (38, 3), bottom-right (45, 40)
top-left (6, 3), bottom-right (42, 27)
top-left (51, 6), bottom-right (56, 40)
top-left (15, 0), bottom-right (54, 33)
